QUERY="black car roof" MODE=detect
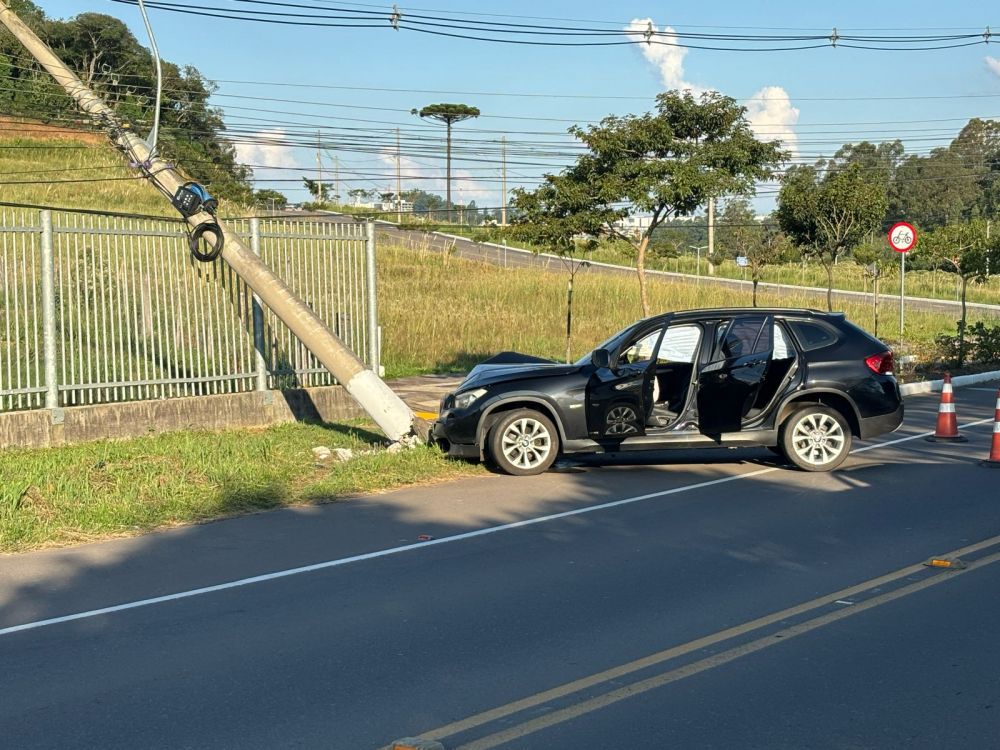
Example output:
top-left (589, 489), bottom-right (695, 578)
top-left (643, 308), bottom-right (845, 325)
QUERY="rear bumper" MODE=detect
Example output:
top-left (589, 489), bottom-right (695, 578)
top-left (858, 402), bottom-right (904, 440)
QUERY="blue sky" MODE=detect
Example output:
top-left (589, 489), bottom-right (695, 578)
top-left (36, 1), bottom-right (1000, 210)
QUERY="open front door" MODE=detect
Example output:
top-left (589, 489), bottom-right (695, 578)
top-left (697, 315), bottom-right (774, 436)
top-left (586, 325), bottom-right (666, 439)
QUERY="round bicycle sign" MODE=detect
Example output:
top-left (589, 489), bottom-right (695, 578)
top-left (888, 221), bottom-right (917, 253)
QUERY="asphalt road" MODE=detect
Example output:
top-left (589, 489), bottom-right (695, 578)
top-left (304, 212), bottom-right (1000, 318)
top-left (3, 384), bottom-right (1000, 749)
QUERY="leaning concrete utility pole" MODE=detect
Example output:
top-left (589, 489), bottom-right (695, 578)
top-left (0, 2), bottom-right (423, 444)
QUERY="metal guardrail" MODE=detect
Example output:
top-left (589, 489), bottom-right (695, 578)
top-left (0, 208), bottom-right (378, 413)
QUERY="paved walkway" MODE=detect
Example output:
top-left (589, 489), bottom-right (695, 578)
top-left (388, 374), bottom-right (464, 417)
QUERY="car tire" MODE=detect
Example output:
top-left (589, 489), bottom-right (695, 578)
top-left (781, 405), bottom-right (852, 472)
top-left (487, 408), bottom-right (560, 476)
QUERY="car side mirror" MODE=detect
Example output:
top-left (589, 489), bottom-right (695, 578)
top-left (701, 360), bottom-right (725, 374)
top-left (591, 348), bottom-right (612, 369)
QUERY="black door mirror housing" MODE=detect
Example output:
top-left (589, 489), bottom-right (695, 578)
top-left (591, 348), bottom-right (612, 369)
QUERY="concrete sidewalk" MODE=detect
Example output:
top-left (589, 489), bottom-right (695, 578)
top-left (388, 373), bottom-right (464, 417)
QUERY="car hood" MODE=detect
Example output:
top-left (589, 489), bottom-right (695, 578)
top-left (460, 352), bottom-right (581, 390)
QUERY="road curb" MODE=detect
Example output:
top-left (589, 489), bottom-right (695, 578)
top-left (900, 369), bottom-right (1000, 395)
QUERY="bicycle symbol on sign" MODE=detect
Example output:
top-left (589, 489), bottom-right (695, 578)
top-left (892, 228), bottom-right (912, 246)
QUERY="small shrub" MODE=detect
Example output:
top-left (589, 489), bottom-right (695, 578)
top-left (934, 331), bottom-right (963, 366)
top-left (970, 322), bottom-right (1000, 364)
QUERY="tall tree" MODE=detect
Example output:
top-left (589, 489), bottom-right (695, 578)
top-left (411, 103), bottom-right (480, 222)
top-left (922, 220), bottom-right (1000, 366)
top-left (718, 199), bottom-right (789, 306)
top-left (890, 149), bottom-right (978, 229)
top-left (511, 91), bottom-right (785, 315)
top-left (777, 162), bottom-right (888, 311)
top-left (0, 1), bottom-right (251, 201)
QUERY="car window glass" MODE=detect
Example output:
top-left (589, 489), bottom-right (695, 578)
top-left (773, 323), bottom-right (792, 359)
top-left (619, 328), bottom-right (664, 366)
top-left (753, 318), bottom-right (773, 355)
top-left (719, 316), bottom-right (766, 359)
top-left (657, 324), bottom-right (701, 363)
top-left (788, 320), bottom-right (838, 351)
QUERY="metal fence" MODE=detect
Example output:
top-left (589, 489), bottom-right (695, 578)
top-left (0, 208), bottom-right (378, 412)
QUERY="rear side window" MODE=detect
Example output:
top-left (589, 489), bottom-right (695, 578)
top-left (787, 320), bottom-right (839, 351)
top-left (718, 316), bottom-right (768, 359)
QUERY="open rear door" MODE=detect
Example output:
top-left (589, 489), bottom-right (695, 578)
top-left (697, 315), bottom-right (774, 436)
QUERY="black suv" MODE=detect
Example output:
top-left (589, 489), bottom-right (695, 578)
top-left (431, 308), bottom-right (903, 475)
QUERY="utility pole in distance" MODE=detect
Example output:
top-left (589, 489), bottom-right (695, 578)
top-left (501, 135), bottom-right (507, 226)
top-left (411, 103), bottom-right (480, 223)
top-left (707, 196), bottom-right (716, 276)
top-left (316, 130), bottom-right (323, 202)
top-left (396, 127), bottom-right (402, 222)
top-left (0, 1), bottom-right (423, 444)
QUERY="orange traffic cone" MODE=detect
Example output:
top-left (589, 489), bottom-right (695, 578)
top-left (981, 388), bottom-right (1000, 468)
top-left (925, 373), bottom-right (967, 443)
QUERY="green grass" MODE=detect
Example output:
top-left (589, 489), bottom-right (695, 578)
top-left (0, 133), bottom-right (176, 216)
top-left (582, 245), bottom-right (1000, 307)
top-left (377, 243), bottom-right (1000, 378)
top-left (0, 421), bottom-right (482, 553)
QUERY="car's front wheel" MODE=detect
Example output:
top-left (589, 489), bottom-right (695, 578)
top-left (780, 405), bottom-right (852, 472)
top-left (487, 408), bottom-right (559, 476)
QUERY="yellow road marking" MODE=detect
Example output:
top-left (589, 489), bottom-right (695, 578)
top-left (455, 548), bottom-right (1000, 750)
top-left (401, 532), bottom-right (1000, 749)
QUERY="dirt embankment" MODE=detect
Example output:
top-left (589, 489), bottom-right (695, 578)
top-left (0, 115), bottom-right (105, 145)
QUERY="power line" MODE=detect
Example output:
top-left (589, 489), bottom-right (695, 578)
top-left (111, 0), bottom-right (998, 52)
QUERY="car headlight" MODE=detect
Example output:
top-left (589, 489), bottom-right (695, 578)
top-left (453, 388), bottom-right (487, 410)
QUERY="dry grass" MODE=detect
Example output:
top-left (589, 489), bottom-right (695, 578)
top-left (377, 244), bottom-right (998, 377)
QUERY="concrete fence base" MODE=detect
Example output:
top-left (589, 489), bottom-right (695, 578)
top-left (0, 386), bottom-right (365, 451)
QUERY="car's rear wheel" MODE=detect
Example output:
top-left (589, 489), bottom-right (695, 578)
top-left (487, 409), bottom-right (559, 476)
top-left (781, 405), bottom-right (852, 472)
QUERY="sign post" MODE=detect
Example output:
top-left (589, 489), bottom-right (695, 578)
top-left (888, 221), bottom-right (917, 348)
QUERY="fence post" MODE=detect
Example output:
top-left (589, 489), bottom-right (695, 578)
top-left (249, 217), bottom-right (270, 399)
top-left (365, 220), bottom-right (381, 375)
top-left (39, 210), bottom-right (61, 420)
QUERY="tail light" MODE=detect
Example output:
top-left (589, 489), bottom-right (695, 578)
top-left (865, 351), bottom-right (894, 375)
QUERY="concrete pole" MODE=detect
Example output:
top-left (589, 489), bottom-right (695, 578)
top-left (0, 2), bottom-right (422, 443)
top-left (501, 136), bottom-right (507, 227)
top-left (396, 127), bottom-right (402, 222)
top-left (316, 131), bottom-right (323, 202)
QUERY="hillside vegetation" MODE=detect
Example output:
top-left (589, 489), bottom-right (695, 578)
top-left (0, 125), bottom-right (173, 215)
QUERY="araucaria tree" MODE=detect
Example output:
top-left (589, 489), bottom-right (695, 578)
top-left (510, 91), bottom-right (786, 316)
top-left (411, 103), bottom-right (480, 222)
top-left (777, 163), bottom-right (888, 311)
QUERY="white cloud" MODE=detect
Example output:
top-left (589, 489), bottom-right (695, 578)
top-left (624, 18), bottom-right (705, 93)
top-left (235, 128), bottom-right (300, 171)
top-left (744, 86), bottom-right (800, 157)
top-left (987, 56), bottom-right (1000, 78)
top-left (624, 18), bottom-right (798, 158)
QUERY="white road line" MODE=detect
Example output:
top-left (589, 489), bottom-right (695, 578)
top-left (1, 417), bottom-right (994, 638)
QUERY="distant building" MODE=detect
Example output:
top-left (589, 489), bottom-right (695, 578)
top-left (614, 214), bottom-right (654, 238)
